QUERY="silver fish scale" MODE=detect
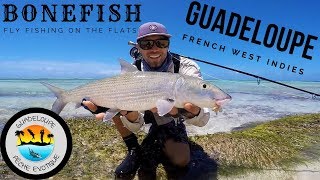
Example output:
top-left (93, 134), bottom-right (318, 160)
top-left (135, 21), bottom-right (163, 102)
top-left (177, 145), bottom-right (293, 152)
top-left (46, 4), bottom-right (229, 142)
top-left (65, 71), bottom-right (179, 110)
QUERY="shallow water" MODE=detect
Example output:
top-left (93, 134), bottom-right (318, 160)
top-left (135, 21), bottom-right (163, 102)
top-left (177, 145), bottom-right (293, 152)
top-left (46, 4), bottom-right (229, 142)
top-left (1, 79), bottom-right (319, 135)
top-left (18, 144), bottom-right (54, 162)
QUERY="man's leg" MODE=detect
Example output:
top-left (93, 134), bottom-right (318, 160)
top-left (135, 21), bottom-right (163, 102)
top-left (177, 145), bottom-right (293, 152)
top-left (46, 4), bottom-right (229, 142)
top-left (158, 120), bottom-right (190, 167)
top-left (155, 120), bottom-right (191, 179)
top-left (81, 100), bottom-right (140, 179)
top-left (161, 121), bottom-right (218, 180)
top-left (113, 116), bottom-right (140, 179)
top-left (163, 139), bottom-right (190, 167)
top-left (162, 139), bottom-right (191, 179)
top-left (137, 126), bottom-right (161, 180)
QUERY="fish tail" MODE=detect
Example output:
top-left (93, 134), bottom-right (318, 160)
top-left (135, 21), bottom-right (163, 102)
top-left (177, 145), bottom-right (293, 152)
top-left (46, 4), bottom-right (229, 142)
top-left (41, 82), bottom-right (67, 114)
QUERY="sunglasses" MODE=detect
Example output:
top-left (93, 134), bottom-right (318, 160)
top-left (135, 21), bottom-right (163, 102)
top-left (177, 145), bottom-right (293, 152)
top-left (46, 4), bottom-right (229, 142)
top-left (138, 39), bottom-right (170, 50)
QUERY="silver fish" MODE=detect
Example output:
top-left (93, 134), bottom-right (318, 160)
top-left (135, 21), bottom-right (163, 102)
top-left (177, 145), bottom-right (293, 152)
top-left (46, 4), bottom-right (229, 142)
top-left (42, 59), bottom-right (231, 118)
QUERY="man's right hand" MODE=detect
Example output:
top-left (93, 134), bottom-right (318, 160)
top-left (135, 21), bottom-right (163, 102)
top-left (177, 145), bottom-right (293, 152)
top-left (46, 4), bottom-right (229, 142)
top-left (82, 100), bottom-right (139, 122)
top-left (81, 100), bottom-right (106, 120)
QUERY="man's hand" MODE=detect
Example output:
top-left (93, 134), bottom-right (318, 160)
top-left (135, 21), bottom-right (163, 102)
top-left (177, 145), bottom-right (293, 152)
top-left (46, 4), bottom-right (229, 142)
top-left (184, 103), bottom-right (200, 116)
top-left (182, 103), bottom-right (201, 118)
top-left (150, 102), bottom-right (201, 118)
top-left (81, 100), bottom-right (105, 120)
top-left (82, 100), bottom-right (139, 122)
top-left (118, 110), bottom-right (139, 122)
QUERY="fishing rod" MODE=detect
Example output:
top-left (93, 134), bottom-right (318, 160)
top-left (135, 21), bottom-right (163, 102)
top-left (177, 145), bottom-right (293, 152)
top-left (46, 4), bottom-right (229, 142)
top-left (128, 41), bottom-right (320, 99)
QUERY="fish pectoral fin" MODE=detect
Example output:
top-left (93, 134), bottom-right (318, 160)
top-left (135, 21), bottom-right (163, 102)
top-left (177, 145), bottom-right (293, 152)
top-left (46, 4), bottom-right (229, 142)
top-left (75, 102), bottom-right (82, 109)
top-left (156, 99), bottom-right (175, 116)
top-left (103, 109), bottom-right (120, 122)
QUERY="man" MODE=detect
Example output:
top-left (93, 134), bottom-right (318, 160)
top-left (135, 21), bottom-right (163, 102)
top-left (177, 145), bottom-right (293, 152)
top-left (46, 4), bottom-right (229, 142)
top-left (82, 22), bottom-right (213, 179)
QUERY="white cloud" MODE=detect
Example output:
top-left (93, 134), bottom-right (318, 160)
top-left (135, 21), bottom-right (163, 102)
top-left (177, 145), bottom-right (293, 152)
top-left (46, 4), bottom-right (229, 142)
top-left (0, 59), bottom-right (121, 78)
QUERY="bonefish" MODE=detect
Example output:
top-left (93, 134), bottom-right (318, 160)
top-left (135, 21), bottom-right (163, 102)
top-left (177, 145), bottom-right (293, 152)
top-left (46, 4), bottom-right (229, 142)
top-left (42, 59), bottom-right (231, 118)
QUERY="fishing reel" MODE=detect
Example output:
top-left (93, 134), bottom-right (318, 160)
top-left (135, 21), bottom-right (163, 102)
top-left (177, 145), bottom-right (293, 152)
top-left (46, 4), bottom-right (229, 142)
top-left (128, 41), bottom-right (142, 61)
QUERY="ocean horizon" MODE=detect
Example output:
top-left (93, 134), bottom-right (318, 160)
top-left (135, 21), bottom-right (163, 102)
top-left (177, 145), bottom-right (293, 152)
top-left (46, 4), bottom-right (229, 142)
top-left (0, 77), bottom-right (319, 82)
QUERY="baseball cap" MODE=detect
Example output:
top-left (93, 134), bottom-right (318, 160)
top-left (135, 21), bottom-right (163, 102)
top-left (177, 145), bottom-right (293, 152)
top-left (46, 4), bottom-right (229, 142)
top-left (137, 22), bottom-right (172, 40)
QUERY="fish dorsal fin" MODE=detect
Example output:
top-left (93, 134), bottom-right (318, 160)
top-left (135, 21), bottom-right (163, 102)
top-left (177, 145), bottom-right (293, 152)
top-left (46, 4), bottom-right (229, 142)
top-left (174, 77), bottom-right (185, 97)
top-left (119, 59), bottom-right (138, 74)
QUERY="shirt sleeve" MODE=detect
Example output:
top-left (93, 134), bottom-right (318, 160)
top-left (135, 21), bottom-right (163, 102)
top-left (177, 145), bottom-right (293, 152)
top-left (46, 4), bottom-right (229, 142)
top-left (119, 112), bottom-right (144, 132)
top-left (178, 57), bottom-right (203, 80)
top-left (184, 108), bottom-right (210, 127)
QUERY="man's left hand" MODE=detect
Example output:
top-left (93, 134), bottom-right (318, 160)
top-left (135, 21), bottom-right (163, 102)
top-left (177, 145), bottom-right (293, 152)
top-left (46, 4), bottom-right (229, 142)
top-left (183, 103), bottom-right (201, 118)
top-left (150, 102), bottom-right (201, 118)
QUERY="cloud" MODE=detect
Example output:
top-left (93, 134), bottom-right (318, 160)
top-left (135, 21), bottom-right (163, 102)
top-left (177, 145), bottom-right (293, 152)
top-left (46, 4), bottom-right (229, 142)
top-left (0, 59), bottom-right (120, 78)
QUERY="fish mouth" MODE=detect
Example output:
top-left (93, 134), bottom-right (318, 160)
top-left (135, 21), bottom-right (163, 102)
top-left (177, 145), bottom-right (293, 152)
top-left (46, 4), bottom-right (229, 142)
top-left (212, 98), bottom-right (231, 112)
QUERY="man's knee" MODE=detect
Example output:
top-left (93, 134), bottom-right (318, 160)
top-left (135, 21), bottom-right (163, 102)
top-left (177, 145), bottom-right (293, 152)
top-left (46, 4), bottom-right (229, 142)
top-left (172, 153), bottom-right (190, 167)
top-left (163, 139), bottom-right (190, 167)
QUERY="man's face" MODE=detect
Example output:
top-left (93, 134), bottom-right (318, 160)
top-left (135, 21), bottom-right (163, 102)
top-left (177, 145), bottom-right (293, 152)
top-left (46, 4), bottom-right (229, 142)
top-left (137, 35), bottom-right (169, 68)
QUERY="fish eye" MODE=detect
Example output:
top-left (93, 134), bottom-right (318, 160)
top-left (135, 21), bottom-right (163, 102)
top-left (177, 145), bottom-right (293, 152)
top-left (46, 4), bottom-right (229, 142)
top-left (202, 84), bottom-right (207, 88)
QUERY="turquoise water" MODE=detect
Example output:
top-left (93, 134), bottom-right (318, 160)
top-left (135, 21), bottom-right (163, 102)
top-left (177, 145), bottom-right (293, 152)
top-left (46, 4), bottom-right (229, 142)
top-left (0, 79), bottom-right (319, 134)
top-left (18, 144), bottom-right (54, 162)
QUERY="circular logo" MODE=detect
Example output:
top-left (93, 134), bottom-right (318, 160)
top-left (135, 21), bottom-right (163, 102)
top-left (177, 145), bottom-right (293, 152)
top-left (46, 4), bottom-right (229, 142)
top-left (1, 108), bottom-right (72, 179)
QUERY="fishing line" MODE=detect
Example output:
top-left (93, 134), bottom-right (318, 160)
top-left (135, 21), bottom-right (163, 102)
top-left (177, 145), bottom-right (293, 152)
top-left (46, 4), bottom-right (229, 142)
top-left (193, 72), bottom-right (259, 103)
top-left (170, 52), bottom-right (320, 99)
top-left (127, 43), bottom-right (319, 175)
top-left (200, 72), bottom-right (256, 104)
top-left (202, 71), bottom-right (317, 103)
top-left (257, 82), bottom-right (314, 100)
top-left (128, 42), bottom-right (319, 99)
top-left (156, 59), bottom-right (312, 103)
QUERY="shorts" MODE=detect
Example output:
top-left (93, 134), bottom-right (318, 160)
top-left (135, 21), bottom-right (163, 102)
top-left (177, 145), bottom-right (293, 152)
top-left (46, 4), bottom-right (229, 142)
top-left (138, 119), bottom-right (218, 180)
top-left (138, 119), bottom-right (188, 175)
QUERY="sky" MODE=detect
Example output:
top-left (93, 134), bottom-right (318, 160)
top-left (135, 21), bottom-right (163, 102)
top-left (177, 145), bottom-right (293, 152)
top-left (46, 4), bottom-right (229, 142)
top-left (0, 0), bottom-right (319, 81)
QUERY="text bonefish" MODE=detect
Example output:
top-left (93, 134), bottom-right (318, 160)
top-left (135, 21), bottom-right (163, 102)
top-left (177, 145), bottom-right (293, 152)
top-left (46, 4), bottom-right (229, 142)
top-left (1, 3), bottom-right (141, 23)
